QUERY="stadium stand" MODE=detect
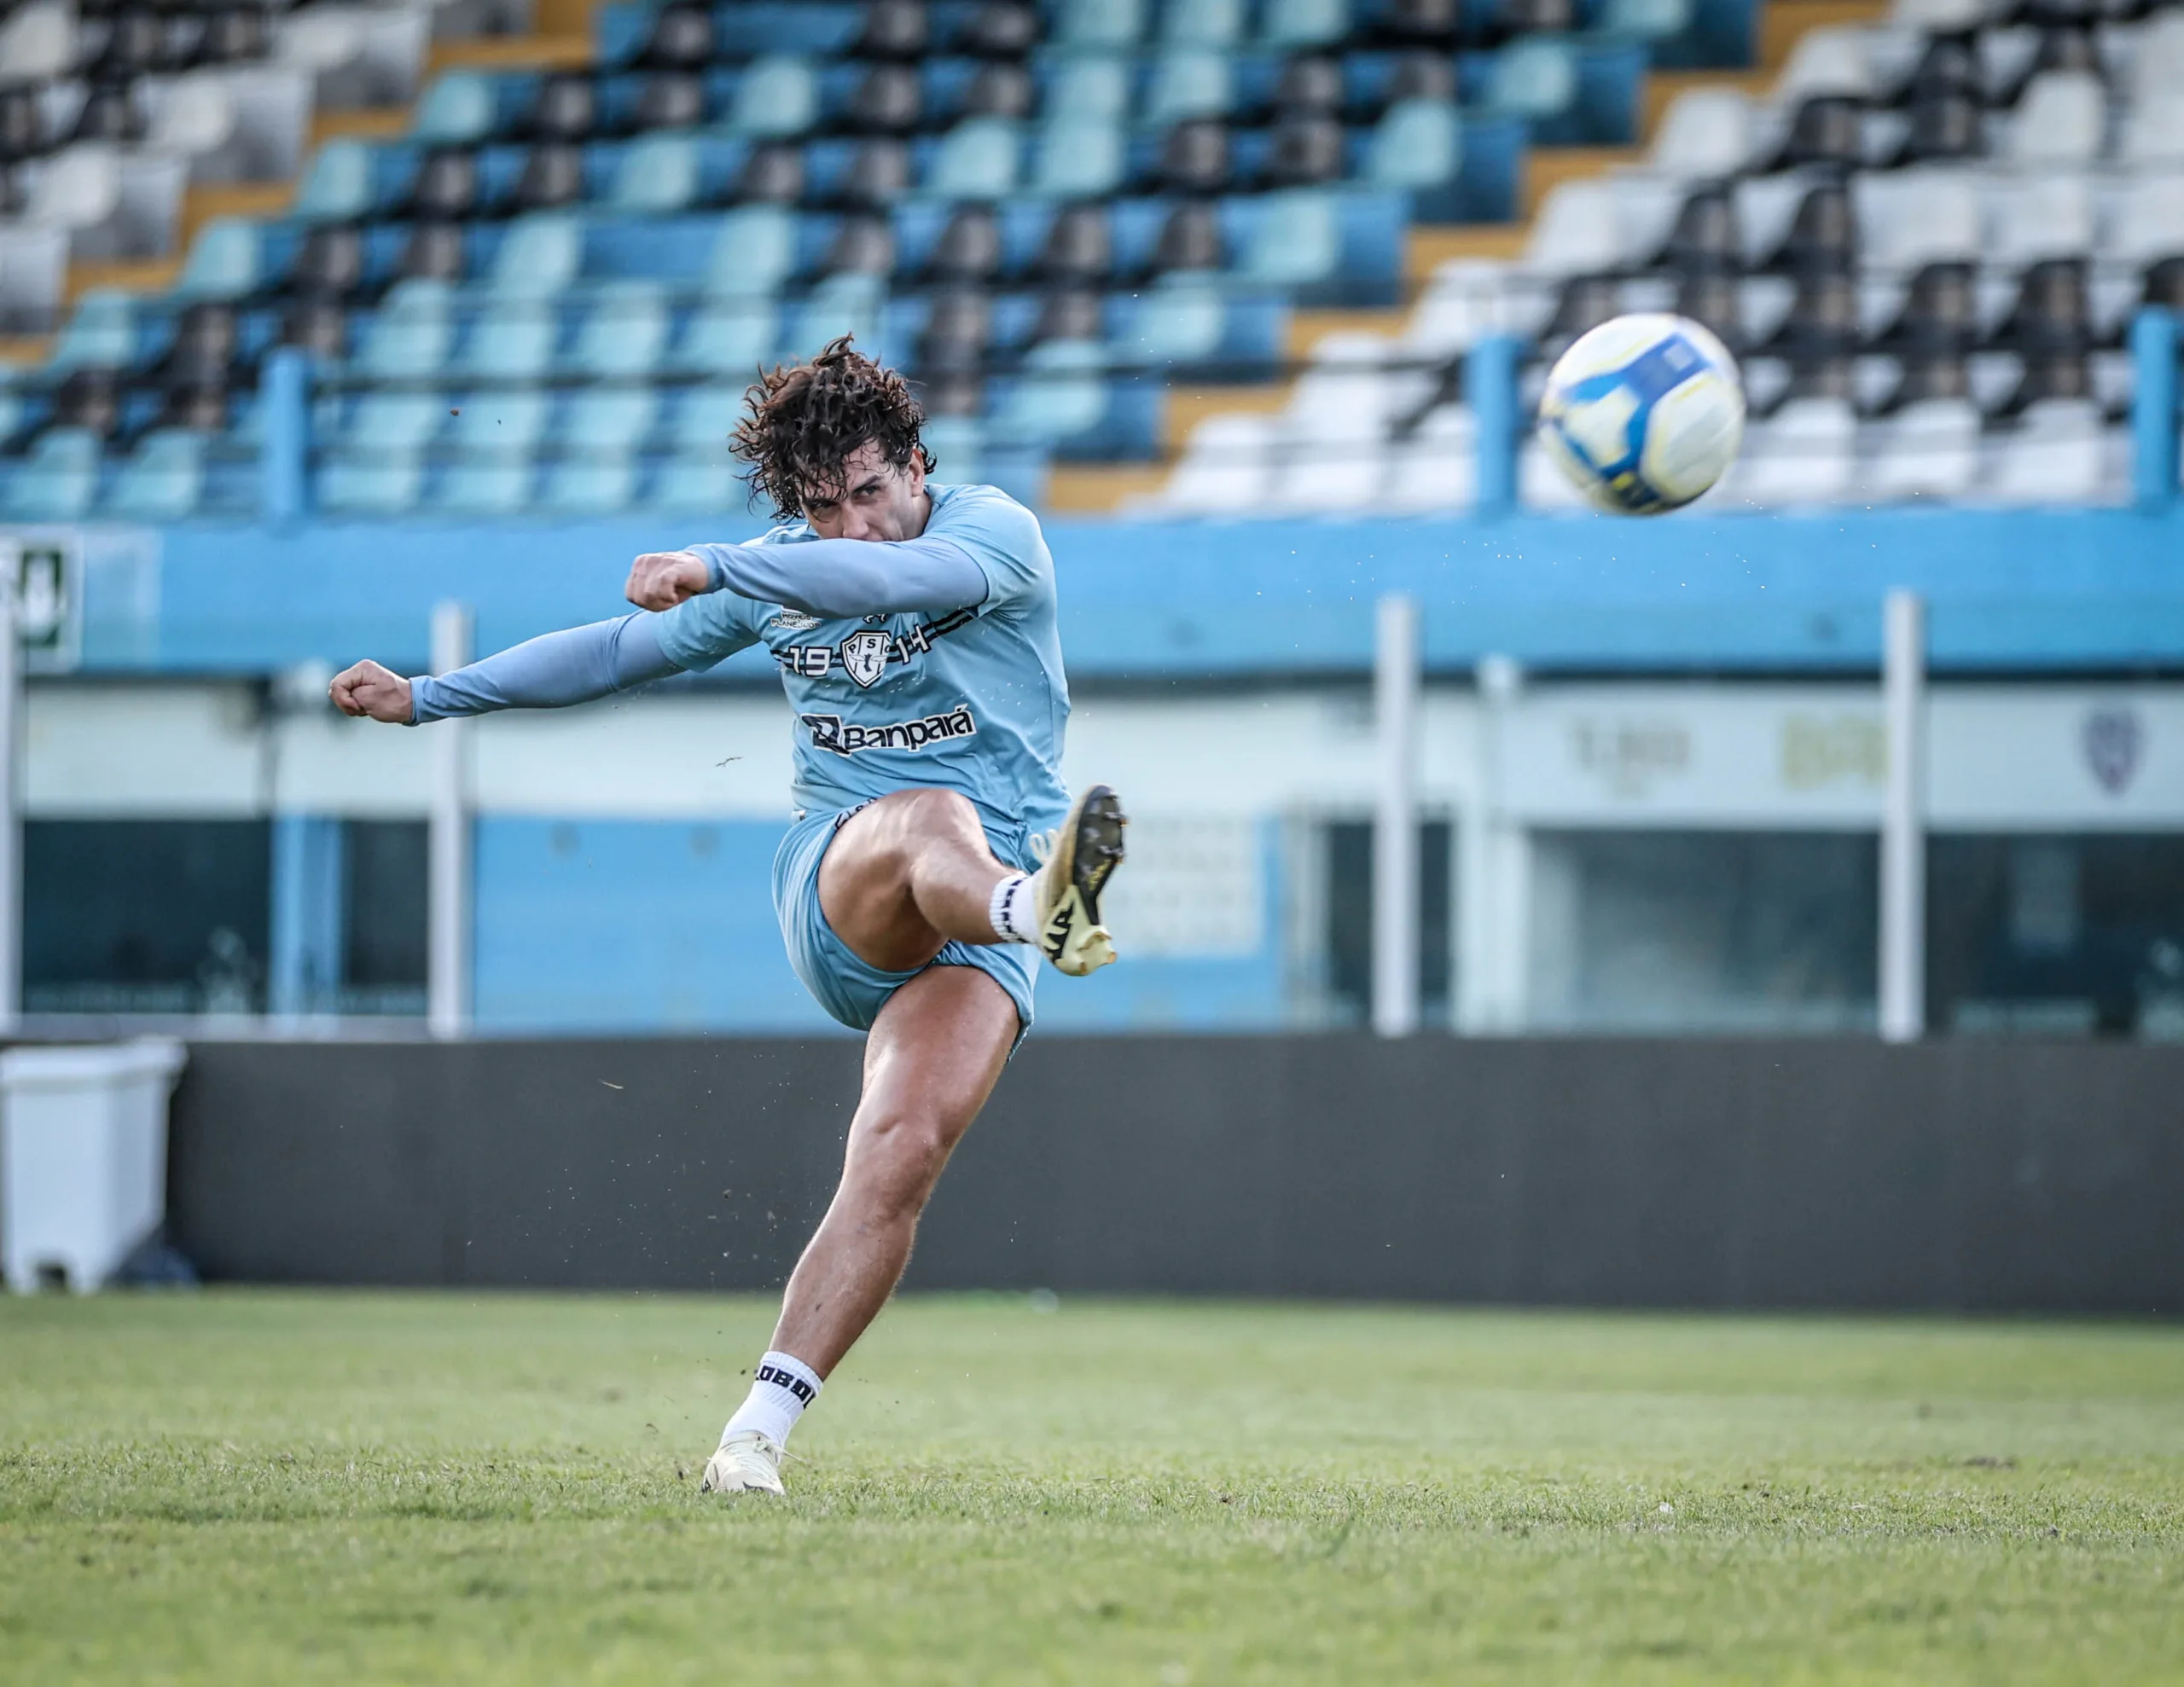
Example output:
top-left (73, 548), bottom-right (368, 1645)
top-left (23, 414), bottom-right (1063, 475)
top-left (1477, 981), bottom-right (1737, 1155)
top-left (36, 0), bottom-right (2156, 524)
top-left (1150, 0), bottom-right (2184, 513)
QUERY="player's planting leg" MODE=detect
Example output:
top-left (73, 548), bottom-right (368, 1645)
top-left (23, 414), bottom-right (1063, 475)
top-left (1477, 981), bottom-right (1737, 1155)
top-left (700, 966), bottom-right (1017, 1495)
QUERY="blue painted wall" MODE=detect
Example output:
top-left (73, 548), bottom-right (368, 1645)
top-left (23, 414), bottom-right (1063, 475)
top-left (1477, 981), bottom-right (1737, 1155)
top-left (71, 502), bottom-right (2184, 679)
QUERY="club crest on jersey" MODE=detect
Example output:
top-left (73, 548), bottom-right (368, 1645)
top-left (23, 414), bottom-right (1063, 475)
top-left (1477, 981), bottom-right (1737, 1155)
top-left (839, 629), bottom-right (892, 689)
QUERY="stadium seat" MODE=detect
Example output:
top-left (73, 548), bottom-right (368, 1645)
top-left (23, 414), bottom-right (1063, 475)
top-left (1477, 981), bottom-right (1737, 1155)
top-left (439, 389), bottom-right (552, 513)
top-left (990, 338), bottom-right (1109, 443)
top-left (294, 138), bottom-right (377, 221)
top-left (107, 428), bottom-right (209, 521)
top-left (1236, 188), bottom-right (1340, 288)
top-left (1730, 397), bottom-right (1857, 507)
top-left (1985, 397), bottom-right (2108, 504)
top-left (1054, 0), bottom-right (1146, 50)
top-left (1144, 50), bottom-right (1234, 127)
top-left (49, 292), bottom-right (140, 374)
top-left (414, 72), bottom-right (501, 145)
top-left (612, 133), bottom-right (701, 213)
top-left (571, 280), bottom-right (671, 378)
top-left (455, 302), bottom-right (558, 380)
top-left (706, 206), bottom-right (800, 298)
top-left (790, 272), bottom-right (884, 358)
top-left (2007, 71), bottom-right (2105, 170)
top-left (1, 427), bottom-right (102, 522)
top-left (1865, 398), bottom-right (1979, 502)
top-left (728, 55), bottom-right (820, 137)
top-left (1163, 0), bottom-right (1246, 48)
top-left (1146, 412), bottom-right (1275, 513)
top-left (1044, 55), bottom-right (1133, 125)
top-left (320, 389), bottom-right (445, 514)
top-left (486, 213), bottom-right (584, 299)
top-left (1482, 38), bottom-right (1577, 125)
top-left (1367, 98), bottom-right (1461, 196)
top-left (675, 298), bottom-right (781, 374)
top-left (1030, 114), bottom-right (1126, 198)
top-left (1261, 0), bottom-right (1350, 50)
top-left (1118, 275), bottom-right (1227, 367)
top-left (1650, 89), bottom-right (1753, 179)
top-left (927, 116), bottom-right (1022, 199)
top-left (173, 218), bottom-right (263, 302)
top-left (1384, 403), bottom-right (1478, 512)
top-left (356, 278), bottom-right (458, 379)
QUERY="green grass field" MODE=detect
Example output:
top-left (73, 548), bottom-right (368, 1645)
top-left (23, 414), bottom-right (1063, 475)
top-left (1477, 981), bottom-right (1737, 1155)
top-left (3, 1292), bottom-right (2181, 1684)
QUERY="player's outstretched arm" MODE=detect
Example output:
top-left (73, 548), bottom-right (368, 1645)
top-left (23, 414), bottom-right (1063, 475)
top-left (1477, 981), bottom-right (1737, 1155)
top-left (627, 536), bottom-right (987, 621)
top-left (329, 614), bottom-right (685, 725)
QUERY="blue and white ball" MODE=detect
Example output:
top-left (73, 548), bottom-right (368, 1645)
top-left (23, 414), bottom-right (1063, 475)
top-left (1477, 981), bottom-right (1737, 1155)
top-left (1536, 314), bottom-right (1745, 514)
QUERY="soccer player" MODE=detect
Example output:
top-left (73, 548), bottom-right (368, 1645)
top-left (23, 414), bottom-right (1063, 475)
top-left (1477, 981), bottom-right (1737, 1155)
top-left (328, 338), bottom-right (1126, 1495)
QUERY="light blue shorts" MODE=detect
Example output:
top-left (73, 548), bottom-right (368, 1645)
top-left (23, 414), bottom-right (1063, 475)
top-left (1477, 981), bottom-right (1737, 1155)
top-left (772, 803), bottom-right (1040, 1042)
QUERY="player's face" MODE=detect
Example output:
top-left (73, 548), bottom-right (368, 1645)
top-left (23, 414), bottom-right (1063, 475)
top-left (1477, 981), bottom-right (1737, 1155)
top-left (799, 438), bottom-right (927, 542)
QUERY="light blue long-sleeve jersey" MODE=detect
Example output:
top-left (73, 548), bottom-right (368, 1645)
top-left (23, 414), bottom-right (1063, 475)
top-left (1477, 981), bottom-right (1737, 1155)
top-left (410, 483), bottom-right (1072, 839)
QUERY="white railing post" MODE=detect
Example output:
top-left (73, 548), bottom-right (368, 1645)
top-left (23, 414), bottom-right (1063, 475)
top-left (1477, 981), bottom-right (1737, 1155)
top-left (1373, 593), bottom-right (1420, 1038)
top-left (1880, 589), bottom-right (1926, 1043)
top-left (1459, 653), bottom-right (1521, 1035)
top-left (428, 602), bottom-right (473, 1040)
top-left (0, 561), bottom-right (20, 1033)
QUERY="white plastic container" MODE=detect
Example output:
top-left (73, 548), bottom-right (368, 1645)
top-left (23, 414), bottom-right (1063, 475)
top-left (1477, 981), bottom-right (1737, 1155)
top-left (1, 1039), bottom-right (188, 1293)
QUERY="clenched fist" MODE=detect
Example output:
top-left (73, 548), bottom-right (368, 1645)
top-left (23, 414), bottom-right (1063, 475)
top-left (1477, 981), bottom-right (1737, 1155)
top-left (625, 550), bottom-right (711, 612)
top-left (329, 659), bottom-right (413, 723)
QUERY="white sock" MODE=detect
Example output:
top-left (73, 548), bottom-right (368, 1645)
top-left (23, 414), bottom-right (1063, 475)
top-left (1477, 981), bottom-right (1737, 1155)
top-left (721, 1350), bottom-right (823, 1448)
top-left (988, 872), bottom-right (1040, 944)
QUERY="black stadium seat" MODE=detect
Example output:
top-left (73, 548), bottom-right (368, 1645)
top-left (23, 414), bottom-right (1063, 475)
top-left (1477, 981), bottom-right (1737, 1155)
top-left (845, 63), bottom-right (922, 134)
top-left (857, 0), bottom-right (930, 61)
top-left (960, 1), bottom-right (1037, 59)
top-left (636, 3), bottom-right (714, 70)
top-left (1150, 201), bottom-right (1223, 276)
top-left (293, 223), bottom-right (368, 299)
top-left (1774, 183), bottom-right (1856, 275)
top-left (1031, 287), bottom-right (1103, 345)
top-left (54, 368), bottom-right (125, 440)
top-left (836, 137), bottom-right (913, 207)
top-left (632, 70), bottom-right (706, 130)
top-left (1664, 187), bottom-right (1740, 274)
top-left (408, 148), bottom-right (482, 221)
top-left (529, 74), bottom-right (600, 142)
top-left (733, 142), bottom-right (805, 204)
top-left (282, 299), bottom-right (349, 362)
top-left (1160, 121), bottom-right (1232, 196)
top-left (399, 220), bottom-right (468, 285)
top-left (72, 84), bottom-right (147, 146)
top-left (964, 61), bottom-right (1034, 121)
top-left (823, 212), bottom-right (895, 275)
top-left (928, 204), bottom-right (1005, 284)
top-left (1274, 55), bottom-right (1344, 121)
top-left (918, 287), bottom-right (992, 374)
top-left (1777, 96), bottom-right (1862, 171)
top-left (1037, 203), bottom-right (1113, 287)
top-left (1264, 113), bottom-right (1345, 188)
top-left (514, 142), bottom-right (586, 212)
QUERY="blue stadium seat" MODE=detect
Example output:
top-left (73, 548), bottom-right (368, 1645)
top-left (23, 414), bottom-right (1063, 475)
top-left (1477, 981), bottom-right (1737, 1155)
top-left (571, 280), bottom-right (671, 378)
top-left (673, 298), bottom-right (780, 375)
top-left (486, 213), bottom-right (585, 300)
top-left (2, 428), bottom-right (102, 522)
top-left (1055, 0), bottom-right (1147, 49)
top-left (356, 279), bottom-right (458, 380)
top-left (727, 55), bottom-right (820, 139)
top-left (455, 303), bottom-right (560, 380)
top-left (1483, 37), bottom-right (1578, 124)
top-left (1368, 98), bottom-right (1461, 196)
top-left (542, 386), bottom-right (653, 509)
top-left (611, 133), bottom-right (702, 214)
top-left (173, 219), bottom-right (262, 303)
top-left (1143, 49), bottom-right (1234, 127)
top-left (295, 140), bottom-right (378, 223)
top-left (1262, 0), bottom-right (1350, 49)
top-left (107, 427), bottom-right (207, 521)
top-left (318, 390), bottom-right (445, 515)
top-left (49, 292), bottom-right (139, 373)
top-left (560, 383), bottom-right (659, 451)
top-left (1599, 0), bottom-right (1693, 36)
top-left (1031, 115), bottom-right (1127, 198)
top-left (438, 389), bottom-right (553, 514)
top-left (705, 206), bottom-right (800, 299)
top-left (1118, 274), bottom-right (1228, 367)
top-left (787, 272), bottom-right (883, 360)
top-left (1234, 188), bottom-right (1340, 289)
top-left (715, 3), bottom-right (864, 59)
top-left (413, 72), bottom-right (501, 146)
top-left (541, 450), bottom-right (642, 514)
top-left (1043, 55), bottom-right (1134, 125)
top-left (667, 383), bottom-right (751, 454)
top-left (990, 339), bottom-right (1110, 443)
top-left (1161, 0), bottom-right (1246, 48)
top-left (926, 117), bottom-right (1022, 200)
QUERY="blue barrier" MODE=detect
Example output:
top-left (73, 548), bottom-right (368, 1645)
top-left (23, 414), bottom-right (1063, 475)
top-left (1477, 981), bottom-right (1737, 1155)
top-left (2132, 305), bottom-right (2178, 515)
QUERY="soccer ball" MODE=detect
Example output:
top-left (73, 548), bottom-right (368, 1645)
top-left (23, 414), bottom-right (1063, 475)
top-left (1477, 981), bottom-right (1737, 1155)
top-left (1536, 314), bottom-right (1745, 514)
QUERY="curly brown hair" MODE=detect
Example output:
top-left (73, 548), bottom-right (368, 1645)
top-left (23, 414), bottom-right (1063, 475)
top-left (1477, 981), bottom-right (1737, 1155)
top-left (729, 335), bottom-right (936, 520)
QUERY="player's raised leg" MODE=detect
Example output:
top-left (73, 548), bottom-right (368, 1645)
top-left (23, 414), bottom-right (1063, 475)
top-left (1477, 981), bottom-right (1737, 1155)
top-left (700, 965), bottom-right (1016, 1494)
top-left (819, 784), bottom-right (1130, 979)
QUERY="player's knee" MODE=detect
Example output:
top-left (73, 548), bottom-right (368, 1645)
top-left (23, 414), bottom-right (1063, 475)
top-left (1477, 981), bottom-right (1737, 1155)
top-left (888, 786), bottom-right (981, 845)
top-left (863, 1112), bottom-right (956, 1214)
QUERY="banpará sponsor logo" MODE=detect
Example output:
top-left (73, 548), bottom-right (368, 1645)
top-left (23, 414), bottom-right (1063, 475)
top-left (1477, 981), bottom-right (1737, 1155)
top-left (801, 705), bottom-right (979, 756)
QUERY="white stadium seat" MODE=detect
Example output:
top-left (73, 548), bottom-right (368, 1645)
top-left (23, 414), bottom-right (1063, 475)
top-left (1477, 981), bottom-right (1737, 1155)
top-left (1984, 400), bottom-right (2109, 505)
top-left (1864, 401), bottom-right (1981, 503)
top-left (1727, 397), bottom-right (1858, 508)
top-left (2007, 72), bottom-right (2106, 171)
top-left (1649, 90), bottom-right (1755, 180)
top-left (1143, 415), bottom-right (1278, 515)
top-left (1990, 172), bottom-right (2095, 267)
top-left (1384, 405), bottom-right (1480, 513)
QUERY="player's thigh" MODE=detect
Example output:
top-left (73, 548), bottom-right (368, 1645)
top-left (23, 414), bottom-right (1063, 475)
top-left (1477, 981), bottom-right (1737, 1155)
top-left (842, 965), bottom-right (1019, 1198)
top-left (819, 789), bottom-right (989, 971)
